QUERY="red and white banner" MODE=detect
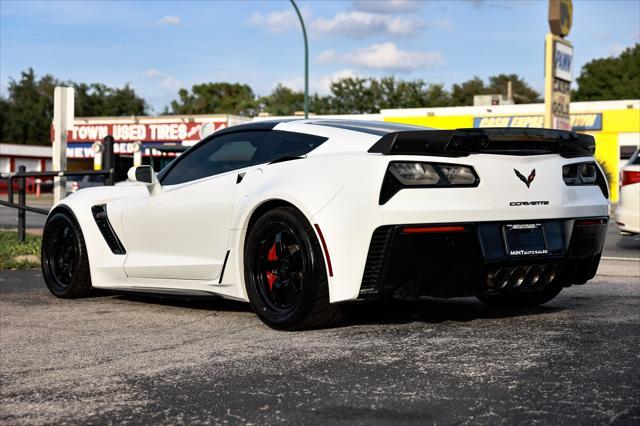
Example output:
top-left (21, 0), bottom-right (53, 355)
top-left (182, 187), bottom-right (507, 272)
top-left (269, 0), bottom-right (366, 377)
top-left (55, 121), bottom-right (227, 143)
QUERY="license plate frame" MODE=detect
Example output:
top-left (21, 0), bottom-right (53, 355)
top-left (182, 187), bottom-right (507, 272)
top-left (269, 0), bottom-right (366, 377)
top-left (503, 223), bottom-right (549, 256)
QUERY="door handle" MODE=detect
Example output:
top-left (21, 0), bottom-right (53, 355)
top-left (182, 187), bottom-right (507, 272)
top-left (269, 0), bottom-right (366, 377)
top-left (236, 172), bottom-right (246, 184)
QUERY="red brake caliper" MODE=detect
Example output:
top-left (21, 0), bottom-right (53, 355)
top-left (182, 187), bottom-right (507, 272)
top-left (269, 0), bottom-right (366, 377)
top-left (266, 243), bottom-right (278, 291)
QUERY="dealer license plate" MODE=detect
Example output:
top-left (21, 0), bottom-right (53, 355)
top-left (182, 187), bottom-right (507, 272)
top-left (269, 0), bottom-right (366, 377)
top-left (503, 223), bottom-right (548, 256)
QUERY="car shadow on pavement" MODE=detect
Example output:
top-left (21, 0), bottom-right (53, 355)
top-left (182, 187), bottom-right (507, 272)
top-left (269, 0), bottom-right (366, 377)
top-left (113, 291), bottom-right (252, 313)
top-left (112, 291), bottom-right (563, 328)
top-left (344, 297), bottom-right (564, 327)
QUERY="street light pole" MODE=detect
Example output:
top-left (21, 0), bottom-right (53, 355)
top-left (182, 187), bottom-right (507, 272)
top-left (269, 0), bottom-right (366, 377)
top-left (290, 0), bottom-right (308, 118)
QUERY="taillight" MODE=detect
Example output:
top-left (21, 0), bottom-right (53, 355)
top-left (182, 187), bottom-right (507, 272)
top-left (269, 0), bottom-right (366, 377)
top-left (562, 161), bottom-right (609, 199)
top-left (621, 170), bottom-right (640, 186)
top-left (380, 161), bottom-right (480, 204)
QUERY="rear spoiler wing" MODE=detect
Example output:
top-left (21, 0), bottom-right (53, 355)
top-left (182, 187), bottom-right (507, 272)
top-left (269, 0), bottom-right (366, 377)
top-left (368, 128), bottom-right (595, 158)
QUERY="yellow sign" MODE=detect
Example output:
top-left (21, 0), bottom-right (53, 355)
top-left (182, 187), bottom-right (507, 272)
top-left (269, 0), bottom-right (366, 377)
top-left (544, 34), bottom-right (573, 129)
top-left (549, 0), bottom-right (572, 37)
top-left (473, 113), bottom-right (602, 130)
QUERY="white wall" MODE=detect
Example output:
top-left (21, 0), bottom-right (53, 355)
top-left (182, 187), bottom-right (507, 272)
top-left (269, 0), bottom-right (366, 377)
top-left (0, 158), bottom-right (9, 174)
top-left (13, 158), bottom-right (40, 172)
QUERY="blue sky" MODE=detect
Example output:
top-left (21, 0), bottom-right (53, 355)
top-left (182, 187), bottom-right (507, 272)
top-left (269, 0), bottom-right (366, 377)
top-left (1, 0), bottom-right (638, 112)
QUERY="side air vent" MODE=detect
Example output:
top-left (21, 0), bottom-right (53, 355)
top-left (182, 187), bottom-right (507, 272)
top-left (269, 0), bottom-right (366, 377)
top-left (359, 226), bottom-right (393, 297)
top-left (91, 204), bottom-right (126, 255)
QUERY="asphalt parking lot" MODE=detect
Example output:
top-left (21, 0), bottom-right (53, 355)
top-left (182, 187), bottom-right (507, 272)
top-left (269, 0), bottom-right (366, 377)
top-left (1, 259), bottom-right (639, 425)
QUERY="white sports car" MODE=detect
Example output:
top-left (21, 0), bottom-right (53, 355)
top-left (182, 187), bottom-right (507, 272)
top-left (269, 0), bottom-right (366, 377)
top-left (41, 120), bottom-right (610, 329)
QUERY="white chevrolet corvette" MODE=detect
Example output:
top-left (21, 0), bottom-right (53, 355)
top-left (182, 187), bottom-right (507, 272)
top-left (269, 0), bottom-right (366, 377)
top-left (42, 120), bottom-right (609, 329)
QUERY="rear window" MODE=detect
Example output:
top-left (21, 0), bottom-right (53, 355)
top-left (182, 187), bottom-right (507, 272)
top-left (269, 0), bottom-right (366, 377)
top-left (269, 131), bottom-right (327, 159)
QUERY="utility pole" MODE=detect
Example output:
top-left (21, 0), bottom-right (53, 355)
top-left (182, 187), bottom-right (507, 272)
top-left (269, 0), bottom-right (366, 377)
top-left (290, 0), bottom-right (309, 118)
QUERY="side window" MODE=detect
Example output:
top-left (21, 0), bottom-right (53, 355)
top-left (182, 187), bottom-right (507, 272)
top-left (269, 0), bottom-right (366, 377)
top-left (160, 131), bottom-right (267, 185)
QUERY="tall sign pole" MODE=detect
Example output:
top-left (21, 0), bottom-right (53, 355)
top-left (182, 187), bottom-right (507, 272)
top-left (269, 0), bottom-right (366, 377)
top-left (52, 87), bottom-right (74, 203)
top-left (290, 0), bottom-right (309, 118)
top-left (544, 0), bottom-right (574, 130)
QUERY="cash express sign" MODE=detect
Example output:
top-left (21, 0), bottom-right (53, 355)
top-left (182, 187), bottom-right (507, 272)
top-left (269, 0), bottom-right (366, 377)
top-left (474, 114), bottom-right (602, 131)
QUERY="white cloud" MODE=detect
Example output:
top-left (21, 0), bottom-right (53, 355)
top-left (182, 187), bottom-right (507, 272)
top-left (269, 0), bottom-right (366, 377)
top-left (316, 42), bottom-right (444, 73)
top-left (351, 0), bottom-right (424, 14)
top-left (312, 11), bottom-right (424, 38)
top-left (250, 6), bottom-right (423, 39)
top-left (145, 68), bottom-right (161, 77)
top-left (316, 49), bottom-right (338, 64)
top-left (158, 15), bottom-right (180, 26)
top-left (248, 7), bottom-right (311, 33)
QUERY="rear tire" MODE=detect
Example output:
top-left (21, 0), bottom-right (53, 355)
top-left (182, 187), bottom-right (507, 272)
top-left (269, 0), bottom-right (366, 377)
top-left (41, 211), bottom-right (93, 298)
top-left (244, 207), bottom-right (346, 330)
top-left (477, 284), bottom-right (563, 309)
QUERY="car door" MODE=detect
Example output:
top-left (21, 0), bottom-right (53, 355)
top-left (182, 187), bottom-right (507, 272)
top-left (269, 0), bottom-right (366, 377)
top-left (121, 131), bottom-right (270, 281)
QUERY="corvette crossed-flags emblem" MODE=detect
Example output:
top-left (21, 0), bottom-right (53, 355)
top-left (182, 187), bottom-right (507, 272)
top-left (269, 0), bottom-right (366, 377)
top-left (514, 169), bottom-right (536, 188)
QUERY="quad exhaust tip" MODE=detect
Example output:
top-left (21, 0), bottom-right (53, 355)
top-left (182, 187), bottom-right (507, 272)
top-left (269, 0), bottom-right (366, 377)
top-left (487, 264), bottom-right (557, 289)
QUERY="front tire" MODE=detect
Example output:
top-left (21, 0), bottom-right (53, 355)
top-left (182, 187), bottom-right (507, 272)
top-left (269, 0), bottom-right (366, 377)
top-left (41, 211), bottom-right (93, 298)
top-left (244, 207), bottom-right (345, 330)
top-left (477, 284), bottom-right (563, 309)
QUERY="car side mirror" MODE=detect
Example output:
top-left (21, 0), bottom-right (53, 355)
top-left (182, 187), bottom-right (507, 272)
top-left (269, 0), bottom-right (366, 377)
top-left (127, 165), bottom-right (161, 195)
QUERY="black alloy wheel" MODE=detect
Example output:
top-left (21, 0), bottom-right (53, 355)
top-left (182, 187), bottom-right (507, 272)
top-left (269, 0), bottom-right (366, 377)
top-left (244, 206), bottom-right (346, 330)
top-left (255, 227), bottom-right (306, 315)
top-left (41, 211), bottom-right (92, 298)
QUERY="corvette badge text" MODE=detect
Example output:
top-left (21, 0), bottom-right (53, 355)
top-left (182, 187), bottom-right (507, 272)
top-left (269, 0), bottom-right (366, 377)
top-left (510, 201), bottom-right (550, 206)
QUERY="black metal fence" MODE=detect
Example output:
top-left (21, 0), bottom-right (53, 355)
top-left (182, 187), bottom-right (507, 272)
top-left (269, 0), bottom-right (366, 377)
top-left (1, 135), bottom-right (116, 243)
top-left (0, 167), bottom-right (113, 242)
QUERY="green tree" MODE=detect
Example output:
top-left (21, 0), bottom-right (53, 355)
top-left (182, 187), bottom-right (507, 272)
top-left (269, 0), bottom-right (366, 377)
top-left (2, 68), bottom-right (58, 145)
top-left (573, 44), bottom-right (640, 101)
top-left (1, 68), bottom-right (148, 145)
top-left (421, 83), bottom-right (452, 107)
top-left (170, 82), bottom-right (257, 116)
top-left (326, 76), bottom-right (452, 114)
top-left (450, 74), bottom-right (540, 106)
top-left (329, 77), bottom-right (375, 114)
top-left (310, 94), bottom-right (333, 115)
top-left (487, 74), bottom-right (541, 104)
top-left (0, 96), bottom-right (9, 143)
top-left (73, 83), bottom-right (146, 117)
top-left (260, 84), bottom-right (304, 116)
top-left (451, 77), bottom-right (486, 106)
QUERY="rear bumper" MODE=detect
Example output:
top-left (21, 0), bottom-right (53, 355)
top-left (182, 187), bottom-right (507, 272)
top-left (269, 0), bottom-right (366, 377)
top-left (358, 217), bottom-right (608, 300)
